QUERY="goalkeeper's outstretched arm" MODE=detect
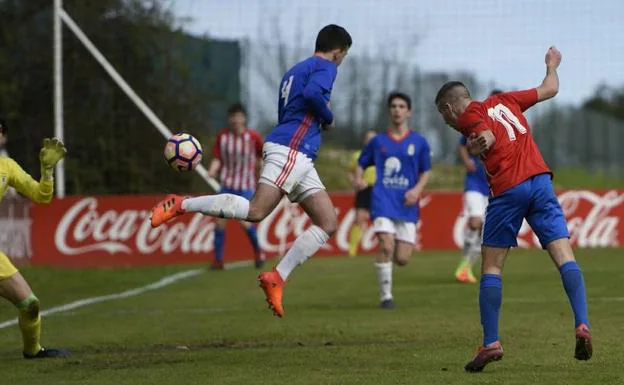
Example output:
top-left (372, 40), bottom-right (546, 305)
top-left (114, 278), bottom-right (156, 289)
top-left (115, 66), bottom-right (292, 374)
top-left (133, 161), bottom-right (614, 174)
top-left (9, 138), bottom-right (66, 203)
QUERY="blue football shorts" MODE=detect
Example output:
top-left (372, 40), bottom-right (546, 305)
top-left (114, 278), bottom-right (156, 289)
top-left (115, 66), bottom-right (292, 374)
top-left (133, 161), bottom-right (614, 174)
top-left (483, 173), bottom-right (569, 249)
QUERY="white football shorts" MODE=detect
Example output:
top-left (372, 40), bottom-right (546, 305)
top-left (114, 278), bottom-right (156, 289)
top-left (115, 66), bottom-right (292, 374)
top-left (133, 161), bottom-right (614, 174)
top-left (373, 217), bottom-right (417, 244)
top-left (464, 190), bottom-right (489, 218)
top-left (259, 142), bottom-right (325, 203)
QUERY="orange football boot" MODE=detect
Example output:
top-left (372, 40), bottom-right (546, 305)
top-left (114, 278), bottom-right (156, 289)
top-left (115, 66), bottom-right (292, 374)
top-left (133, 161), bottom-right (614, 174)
top-left (455, 267), bottom-right (478, 284)
top-left (464, 341), bottom-right (504, 372)
top-left (150, 194), bottom-right (185, 228)
top-left (455, 260), bottom-right (477, 284)
top-left (258, 269), bottom-right (285, 317)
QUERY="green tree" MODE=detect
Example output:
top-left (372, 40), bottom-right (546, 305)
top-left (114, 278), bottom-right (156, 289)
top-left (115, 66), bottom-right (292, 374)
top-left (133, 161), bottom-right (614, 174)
top-left (582, 84), bottom-right (624, 121)
top-left (0, 0), bottom-right (237, 195)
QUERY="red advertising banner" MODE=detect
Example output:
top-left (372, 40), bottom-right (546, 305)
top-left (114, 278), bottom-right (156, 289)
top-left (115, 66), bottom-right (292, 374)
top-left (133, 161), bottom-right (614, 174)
top-left (30, 190), bottom-right (624, 267)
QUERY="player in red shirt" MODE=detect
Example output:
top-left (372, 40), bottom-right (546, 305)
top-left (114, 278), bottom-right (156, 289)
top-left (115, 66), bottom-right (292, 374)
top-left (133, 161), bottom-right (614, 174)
top-left (435, 47), bottom-right (592, 372)
top-left (207, 103), bottom-right (265, 269)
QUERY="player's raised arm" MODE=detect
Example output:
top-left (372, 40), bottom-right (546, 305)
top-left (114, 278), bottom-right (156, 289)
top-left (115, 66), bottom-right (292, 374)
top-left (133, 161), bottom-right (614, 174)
top-left (9, 138), bottom-right (66, 203)
top-left (6, 158), bottom-right (52, 203)
top-left (536, 46), bottom-right (562, 102)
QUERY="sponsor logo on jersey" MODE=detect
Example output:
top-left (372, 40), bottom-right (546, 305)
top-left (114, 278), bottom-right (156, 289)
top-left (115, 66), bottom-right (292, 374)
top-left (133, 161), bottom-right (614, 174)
top-left (382, 156), bottom-right (409, 188)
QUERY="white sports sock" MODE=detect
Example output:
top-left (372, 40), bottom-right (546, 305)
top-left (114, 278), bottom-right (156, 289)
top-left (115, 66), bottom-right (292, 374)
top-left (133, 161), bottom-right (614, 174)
top-left (181, 194), bottom-right (249, 220)
top-left (375, 262), bottom-right (393, 301)
top-left (463, 227), bottom-right (481, 266)
top-left (276, 225), bottom-right (329, 281)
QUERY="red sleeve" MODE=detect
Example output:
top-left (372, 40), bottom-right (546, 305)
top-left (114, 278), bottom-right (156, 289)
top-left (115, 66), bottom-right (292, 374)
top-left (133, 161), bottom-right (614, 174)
top-left (500, 88), bottom-right (538, 112)
top-left (457, 109), bottom-right (489, 137)
top-left (212, 132), bottom-right (222, 160)
top-left (252, 130), bottom-right (264, 157)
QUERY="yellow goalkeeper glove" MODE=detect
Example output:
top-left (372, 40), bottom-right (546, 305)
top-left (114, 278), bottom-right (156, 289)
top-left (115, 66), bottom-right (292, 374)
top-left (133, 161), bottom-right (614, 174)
top-left (39, 137), bottom-right (67, 180)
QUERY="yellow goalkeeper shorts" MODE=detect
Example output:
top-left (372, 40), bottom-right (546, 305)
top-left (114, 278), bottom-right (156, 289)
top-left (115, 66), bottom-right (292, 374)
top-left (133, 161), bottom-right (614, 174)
top-left (0, 251), bottom-right (18, 280)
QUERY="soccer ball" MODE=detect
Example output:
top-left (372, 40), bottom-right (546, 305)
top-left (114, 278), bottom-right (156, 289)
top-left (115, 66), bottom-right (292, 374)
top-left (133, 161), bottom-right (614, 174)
top-left (164, 133), bottom-right (202, 172)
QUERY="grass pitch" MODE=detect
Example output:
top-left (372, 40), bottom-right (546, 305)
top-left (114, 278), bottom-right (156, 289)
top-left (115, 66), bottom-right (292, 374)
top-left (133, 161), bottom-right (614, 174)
top-left (0, 248), bottom-right (622, 385)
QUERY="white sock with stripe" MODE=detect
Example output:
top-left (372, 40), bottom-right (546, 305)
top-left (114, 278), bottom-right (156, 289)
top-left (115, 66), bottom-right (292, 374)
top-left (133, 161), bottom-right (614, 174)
top-left (463, 227), bottom-right (481, 266)
top-left (375, 262), bottom-right (393, 301)
top-left (276, 225), bottom-right (329, 281)
top-left (181, 194), bottom-right (249, 220)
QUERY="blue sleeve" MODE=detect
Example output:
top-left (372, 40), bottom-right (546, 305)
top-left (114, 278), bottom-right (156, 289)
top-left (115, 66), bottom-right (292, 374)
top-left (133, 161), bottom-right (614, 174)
top-left (358, 137), bottom-right (376, 168)
top-left (419, 138), bottom-right (432, 172)
top-left (302, 63), bottom-right (335, 124)
top-left (459, 135), bottom-right (467, 145)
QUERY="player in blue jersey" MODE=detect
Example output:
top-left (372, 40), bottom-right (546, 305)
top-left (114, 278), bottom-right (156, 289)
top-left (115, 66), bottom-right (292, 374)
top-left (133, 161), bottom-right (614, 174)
top-left (355, 92), bottom-right (431, 309)
top-left (150, 24), bottom-right (352, 318)
top-left (454, 90), bottom-right (501, 284)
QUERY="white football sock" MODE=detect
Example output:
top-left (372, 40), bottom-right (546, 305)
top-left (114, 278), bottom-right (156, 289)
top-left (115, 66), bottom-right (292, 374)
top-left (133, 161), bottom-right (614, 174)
top-left (276, 225), bottom-right (329, 281)
top-left (375, 262), bottom-right (393, 301)
top-left (463, 227), bottom-right (481, 266)
top-left (181, 194), bottom-right (249, 220)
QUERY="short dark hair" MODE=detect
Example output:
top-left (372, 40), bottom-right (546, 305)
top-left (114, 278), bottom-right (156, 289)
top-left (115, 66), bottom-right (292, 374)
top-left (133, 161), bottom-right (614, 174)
top-left (489, 89), bottom-right (503, 96)
top-left (227, 103), bottom-right (247, 116)
top-left (387, 92), bottom-right (412, 110)
top-left (435, 81), bottom-right (470, 106)
top-left (315, 24), bottom-right (352, 53)
top-left (0, 118), bottom-right (7, 135)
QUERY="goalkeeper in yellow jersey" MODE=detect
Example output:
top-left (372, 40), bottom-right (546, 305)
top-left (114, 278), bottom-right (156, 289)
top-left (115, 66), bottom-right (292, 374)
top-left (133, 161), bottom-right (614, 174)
top-left (0, 119), bottom-right (70, 358)
top-left (346, 130), bottom-right (376, 257)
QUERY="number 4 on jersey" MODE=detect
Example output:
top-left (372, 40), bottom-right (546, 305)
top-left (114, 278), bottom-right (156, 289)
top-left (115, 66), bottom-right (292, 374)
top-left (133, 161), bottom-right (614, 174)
top-left (487, 104), bottom-right (527, 141)
top-left (281, 75), bottom-right (294, 107)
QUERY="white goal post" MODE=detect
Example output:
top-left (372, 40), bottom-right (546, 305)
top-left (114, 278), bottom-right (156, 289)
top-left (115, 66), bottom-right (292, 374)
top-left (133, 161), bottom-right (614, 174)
top-left (52, 0), bottom-right (221, 197)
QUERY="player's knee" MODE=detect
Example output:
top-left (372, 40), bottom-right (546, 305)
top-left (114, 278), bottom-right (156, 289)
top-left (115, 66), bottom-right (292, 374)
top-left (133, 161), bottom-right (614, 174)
top-left (310, 210), bottom-right (338, 237)
top-left (468, 217), bottom-right (483, 230)
top-left (381, 243), bottom-right (394, 258)
top-left (22, 297), bottom-right (40, 319)
top-left (481, 250), bottom-right (505, 274)
top-left (545, 238), bottom-right (575, 267)
top-left (319, 218), bottom-right (338, 237)
top-left (395, 257), bottom-right (409, 267)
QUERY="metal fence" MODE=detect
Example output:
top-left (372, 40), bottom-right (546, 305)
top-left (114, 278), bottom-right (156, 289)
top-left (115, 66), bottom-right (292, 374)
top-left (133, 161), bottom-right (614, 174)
top-left (240, 40), bottom-right (624, 179)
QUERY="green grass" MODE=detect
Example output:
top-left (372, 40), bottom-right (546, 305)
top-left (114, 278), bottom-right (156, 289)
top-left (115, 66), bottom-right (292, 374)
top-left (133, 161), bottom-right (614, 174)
top-left (1, 249), bottom-right (623, 384)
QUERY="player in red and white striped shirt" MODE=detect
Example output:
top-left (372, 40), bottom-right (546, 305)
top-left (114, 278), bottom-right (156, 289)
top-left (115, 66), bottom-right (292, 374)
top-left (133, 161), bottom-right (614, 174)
top-left (207, 103), bottom-right (265, 269)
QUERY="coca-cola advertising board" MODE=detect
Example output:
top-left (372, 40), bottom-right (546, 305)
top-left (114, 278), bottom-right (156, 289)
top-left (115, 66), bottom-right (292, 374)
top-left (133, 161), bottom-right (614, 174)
top-left (30, 190), bottom-right (624, 268)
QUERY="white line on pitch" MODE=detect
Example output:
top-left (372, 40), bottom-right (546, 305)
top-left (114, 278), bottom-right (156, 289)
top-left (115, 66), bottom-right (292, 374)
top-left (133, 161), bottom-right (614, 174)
top-left (0, 260), bottom-right (255, 330)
